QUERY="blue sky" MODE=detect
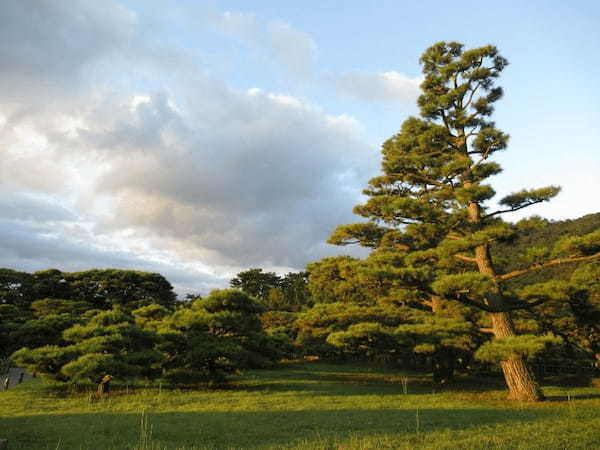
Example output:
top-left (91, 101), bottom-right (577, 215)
top-left (0, 1), bottom-right (598, 294)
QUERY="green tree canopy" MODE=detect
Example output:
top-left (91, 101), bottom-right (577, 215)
top-left (328, 41), bottom-right (600, 401)
top-left (230, 268), bottom-right (281, 300)
top-left (12, 308), bottom-right (163, 383)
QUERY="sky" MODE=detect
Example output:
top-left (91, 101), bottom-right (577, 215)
top-left (1, 0), bottom-right (599, 295)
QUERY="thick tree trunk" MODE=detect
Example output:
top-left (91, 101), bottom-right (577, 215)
top-left (499, 358), bottom-right (542, 401)
top-left (466, 199), bottom-right (543, 401)
top-left (490, 311), bottom-right (543, 401)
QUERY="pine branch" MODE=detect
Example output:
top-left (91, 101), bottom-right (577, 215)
top-left (408, 300), bottom-right (434, 312)
top-left (498, 252), bottom-right (600, 282)
top-left (483, 199), bottom-right (547, 218)
top-left (464, 80), bottom-right (483, 110)
top-left (455, 296), bottom-right (497, 312)
top-left (440, 110), bottom-right (456, 137)
top-left (408, 172), bottom-right (448, 187)
top-left (507, 298), bottom-right (550, 311)
top-left (487, 186), bottom-right (561, 219)
top-left (470, 151), bottom-right (493, 171)
top-left (454, 254), bottom-right (477, 263)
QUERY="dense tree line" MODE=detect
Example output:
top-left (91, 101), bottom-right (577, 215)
top-left (0, 209), bottom-right (597, 392)
top-left (8, 287), bottom-right (285, 386)
top-left (0, 268), bottom-right (177, 357)
top-left (230, 268), bottom-right (312, 311)
top-left (1, 269), bottom-right (287, 386)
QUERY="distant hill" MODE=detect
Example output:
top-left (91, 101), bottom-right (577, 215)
top-left (493, 212), bottom-right (600, 288)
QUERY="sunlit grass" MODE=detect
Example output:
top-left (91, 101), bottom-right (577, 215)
top-left (1, 361), bottom-right (599, 449)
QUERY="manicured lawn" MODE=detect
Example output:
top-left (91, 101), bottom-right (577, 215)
top-left (1, 361), bottom-right (599, 449)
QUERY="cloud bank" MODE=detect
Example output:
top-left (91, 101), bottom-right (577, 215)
top-left (0, 1), bottom-right (373, 294)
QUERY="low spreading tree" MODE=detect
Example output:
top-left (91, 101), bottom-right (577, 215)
top-left (296, 302), bottom-right (411, 361)
top-left (327, 322), bottom-right (399, 362)
top-left (305, 253), bottom-right (480, 381)
top-left (138, 289), bottom-right (287, 385)
top-left (395, 310), bottom-right (479, 383)
top-left (9, 313), bottom-right (80, 350)
top-left (0, 268), bottom-right (177, 359)
top-left (568, 263), bottom-right (600, 365)
top-left (193, 289), bottom-right (284, 368)
top-left (328, 41), bottom-right (600, 401)
top-left (11, 288), bottom-right (288, 387)
top-left (12, 308), bottom-right (162, 382)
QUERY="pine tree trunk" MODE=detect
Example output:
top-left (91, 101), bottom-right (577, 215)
top-left (466, 200), bottom-right (543, 401)
top-left (491, 312), bottom-right (543, 401)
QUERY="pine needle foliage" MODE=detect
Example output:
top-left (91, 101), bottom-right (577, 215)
top-left (328, 41), bottom-right (600, 401)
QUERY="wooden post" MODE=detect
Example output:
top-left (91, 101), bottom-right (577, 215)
top-left (18, 372), bottom-right (24, 384)
top-left (2, 378), bottom-right (8, 391)
top-left (0, 438), bottom-right (8, 449)
top-left (97, 375), bottom-right (113, 396)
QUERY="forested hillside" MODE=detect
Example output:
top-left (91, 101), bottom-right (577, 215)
top-left (495, 213), bottom-right (600, 287)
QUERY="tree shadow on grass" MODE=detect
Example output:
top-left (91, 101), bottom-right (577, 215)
top-left (231, 370), bottom-right (509, 398)
top-left (28, 368), bottom-right (505, 399)
top-left (0, 406), bottom-right (560, 449)
top-left (545, 393), bottom-right (600, 402)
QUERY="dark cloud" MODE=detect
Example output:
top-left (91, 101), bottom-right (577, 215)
top-left (0, 193), bottom-right (76, 222)
top-left (0, 218), bottom-right (222, 295)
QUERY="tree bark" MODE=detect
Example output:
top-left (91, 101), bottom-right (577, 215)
top-left (466, 197), bottom-right (543, 401)
top-left (490, 311), bottom-right (543, 401)
top-left (430, 295), bottom-right (443, 313)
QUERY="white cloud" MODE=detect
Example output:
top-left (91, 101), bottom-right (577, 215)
top-left (88, 88), bottom-right (372, 268)
top-left (336, 70), bottom-right (422, 103)
top-left (267, 21), bottom-right (318, 77)
top-left (0, 0), bottom-right (371, 294)
top-left (193, 6), bottom-right (318, 77)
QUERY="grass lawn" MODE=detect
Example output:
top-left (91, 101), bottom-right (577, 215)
top-left (1, 361), bottom-right (599, 449)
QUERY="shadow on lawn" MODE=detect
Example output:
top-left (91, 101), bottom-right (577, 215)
top-left (0, 406), bottom-right (558, 450)
top-left (27, 370), bottom-right (511, 400)
top-left (233, 369), bottom-right (508, 397)
top-left (545, 393), bottom-right (600, 402)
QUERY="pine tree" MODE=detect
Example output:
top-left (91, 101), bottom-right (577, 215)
top-left (329, 42), bottom-right (600, 401)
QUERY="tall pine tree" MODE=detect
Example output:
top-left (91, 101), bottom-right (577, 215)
top-left (330, 42), bottom-right (600, 401)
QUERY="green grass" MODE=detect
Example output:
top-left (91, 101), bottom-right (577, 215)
top-left (1, 361), bottom-right (599, 449)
